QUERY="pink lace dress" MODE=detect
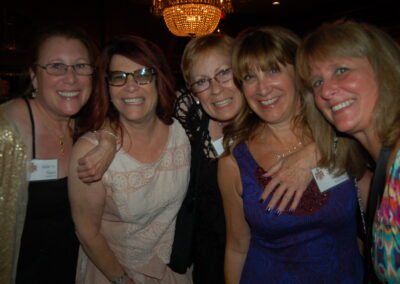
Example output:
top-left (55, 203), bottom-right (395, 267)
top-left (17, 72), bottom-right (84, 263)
top-left (75, 119), bottom-right (192, 284)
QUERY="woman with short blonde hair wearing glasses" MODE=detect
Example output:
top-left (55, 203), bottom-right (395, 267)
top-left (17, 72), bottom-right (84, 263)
top-left (68, 35), bottom-right (192, 284)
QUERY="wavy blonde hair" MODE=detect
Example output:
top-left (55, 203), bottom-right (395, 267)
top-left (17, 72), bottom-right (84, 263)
top-left (224, 25), bottom-right (370, 178)
top-left (297, 20), bottom-right (400, 150)
top-left (224, 26), bottom-right (311, 155)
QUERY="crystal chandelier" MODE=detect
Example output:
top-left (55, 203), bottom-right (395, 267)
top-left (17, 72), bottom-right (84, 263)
top-left (152, 0), bottom-right (233, 37)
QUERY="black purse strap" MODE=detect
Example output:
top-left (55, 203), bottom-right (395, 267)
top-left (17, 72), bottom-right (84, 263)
top-left (364, 146), bottom-right (391, 282)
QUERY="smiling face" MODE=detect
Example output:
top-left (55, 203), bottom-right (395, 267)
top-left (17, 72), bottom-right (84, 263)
top-left (189, 48), bottom-right (244, 123)
top-left (241, 63), bottom-right (299, 126)
top-left (109, 54), bottom-right (158, 125)
top-left (31, 36), bottom-right (92, 118)
top-left (310, 56), bottom-right (379, 139)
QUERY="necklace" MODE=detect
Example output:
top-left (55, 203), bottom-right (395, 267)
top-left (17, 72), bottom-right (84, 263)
top-left (35, 103), bottom-right (69, 157)
top-left (272, 141), bottom-right (303, 161)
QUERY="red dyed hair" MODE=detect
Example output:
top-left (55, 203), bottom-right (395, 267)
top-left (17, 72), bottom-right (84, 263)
top-left (77, 35), bottom-right (175, 137)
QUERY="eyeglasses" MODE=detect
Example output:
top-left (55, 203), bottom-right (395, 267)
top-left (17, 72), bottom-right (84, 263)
top-left (35, 63), bottom-right (95, 76)
top-left (190, 68), bottom-right (233, 94)
top-left (107, 67), bottom-right (157, 87)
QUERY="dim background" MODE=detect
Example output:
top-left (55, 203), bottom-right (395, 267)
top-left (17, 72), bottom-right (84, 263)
top-left (1, 0), bottom-right (399, 97)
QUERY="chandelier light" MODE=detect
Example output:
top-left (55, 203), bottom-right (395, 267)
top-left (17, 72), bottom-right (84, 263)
top-left (152, 0), bottom-right (233, 37)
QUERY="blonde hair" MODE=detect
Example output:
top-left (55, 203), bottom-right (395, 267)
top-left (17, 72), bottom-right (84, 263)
top-left (224, 26), bottom-right (311, 155)
top-left (224, 25), bottom-right (370, 178)
top-left (302, 87), bottom-right (370, 178)
top-left (181, 34), bottom-right (234, 86)
top-left (297, 20), bottom-right (400, 149)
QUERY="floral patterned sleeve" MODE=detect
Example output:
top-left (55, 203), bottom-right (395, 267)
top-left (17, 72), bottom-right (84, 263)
top-left (373, 148), bottom-right (400, 283)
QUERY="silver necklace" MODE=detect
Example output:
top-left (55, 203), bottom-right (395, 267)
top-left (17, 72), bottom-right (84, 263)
top-left (273, 141), bottom-right (303, 161)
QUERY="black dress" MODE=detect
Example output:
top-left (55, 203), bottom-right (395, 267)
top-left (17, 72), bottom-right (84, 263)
top-left (170, 90), bottom-right (226, 284)
top-left (16, 99), bottom-right (79, 284)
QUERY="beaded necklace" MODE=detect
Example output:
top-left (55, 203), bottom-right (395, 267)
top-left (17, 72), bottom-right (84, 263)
top-left (272, 141), bottom-right (303, 161)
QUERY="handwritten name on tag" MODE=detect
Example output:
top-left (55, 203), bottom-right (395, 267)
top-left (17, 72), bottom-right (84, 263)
top-left (30, 159), bottom-right (58, 181)
top-left (311, 167), bottom-right (349, 193)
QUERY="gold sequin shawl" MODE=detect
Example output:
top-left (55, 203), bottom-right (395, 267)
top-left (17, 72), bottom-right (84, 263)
top-left (0, 104), bottom-right (28, 284)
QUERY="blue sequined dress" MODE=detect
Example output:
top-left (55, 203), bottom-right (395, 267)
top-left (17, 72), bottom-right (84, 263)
top-left (233, 143), bottom-right (363, 284)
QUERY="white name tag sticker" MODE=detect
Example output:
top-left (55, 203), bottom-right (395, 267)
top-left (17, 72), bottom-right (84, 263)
top-left (211, 137), bottom-right (225, 157)
top-left (30, 159), bottom-right (58, 181)
top-left (311, 167), bottom-right (349, 193)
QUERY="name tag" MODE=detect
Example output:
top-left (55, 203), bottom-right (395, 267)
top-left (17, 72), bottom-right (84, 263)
top-left (30, 159), bottom-right (58, 181)
top-left (211, 137), bottom-right (225, 157)
top-left (311, 167), bottom-right (349, 193)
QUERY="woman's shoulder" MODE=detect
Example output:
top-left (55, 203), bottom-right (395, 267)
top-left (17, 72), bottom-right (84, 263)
top-left (2, 98), bottom-right (28, 118)
top-left (174, 90), bottom-right (203, 120)
top-left (76, 131), bottom-right (99, 146)
top-left (1, 98), bottom-right (31, 138)
top-left (171, 118), bottom-right (190, 143)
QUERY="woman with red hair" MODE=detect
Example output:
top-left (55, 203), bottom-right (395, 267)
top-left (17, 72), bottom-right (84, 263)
top-left (68, 35), bottom-right (192, 284)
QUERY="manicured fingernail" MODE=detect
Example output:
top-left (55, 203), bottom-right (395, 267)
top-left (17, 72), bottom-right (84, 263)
top-left (266, 207), bottom-right (272, 213)
top-left (275, 209), bottom-right (281, 216)
top-left (289, 209), bottom-right (295, 215)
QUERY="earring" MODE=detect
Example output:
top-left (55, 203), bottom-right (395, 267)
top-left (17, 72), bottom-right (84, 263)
top-left (195, 100), bottom-right (200, 105)
top-left (32, 88), bottom-right (37, 98)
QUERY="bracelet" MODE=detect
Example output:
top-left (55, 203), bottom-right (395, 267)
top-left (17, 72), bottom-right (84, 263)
top-left (110, 271), bottom-right (127, 284)
top-left (96, 129), bottom-right (118, 140)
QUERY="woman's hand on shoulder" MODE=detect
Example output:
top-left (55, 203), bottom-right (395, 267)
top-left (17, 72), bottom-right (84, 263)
top-left (260, 142), bottom-right (318, 214)
top-left (77, 129), bottom-right (117, 183)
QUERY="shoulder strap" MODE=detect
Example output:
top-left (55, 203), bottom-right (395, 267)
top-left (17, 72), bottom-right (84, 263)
top-left (364, 146), bottom-right (391, 282)
top-left (22, 97), bottom-right (36, 158)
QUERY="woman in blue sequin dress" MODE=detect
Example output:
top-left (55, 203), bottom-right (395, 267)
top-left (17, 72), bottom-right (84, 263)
top-left (218, 26), bottom-right (371, 283)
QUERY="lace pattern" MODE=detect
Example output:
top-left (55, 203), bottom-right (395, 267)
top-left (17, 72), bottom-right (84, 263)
top-left (76, 119), bottom-right (191, 283)
top-left (174, 90), bottom-right (218, 159)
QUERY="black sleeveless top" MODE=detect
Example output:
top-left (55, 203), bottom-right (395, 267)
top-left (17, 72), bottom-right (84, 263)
top-left (16, 99), bottom-right (79, 284)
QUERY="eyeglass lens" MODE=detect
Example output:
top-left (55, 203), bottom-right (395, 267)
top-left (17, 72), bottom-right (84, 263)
top-left (37, 63), bottom-right (94, 75)
top-left (108, 68), bottom-right (155, 86)
top-left (191, 68), bottom-right (232, 93)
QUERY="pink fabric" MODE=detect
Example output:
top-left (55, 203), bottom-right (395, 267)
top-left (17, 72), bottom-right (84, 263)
top-left (76, 120), bottom-right (191, 283)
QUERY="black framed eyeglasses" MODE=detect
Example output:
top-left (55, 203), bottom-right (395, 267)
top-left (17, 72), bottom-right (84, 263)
top-left (190, 67), bottom-right (233, 94)
top-left (107, 67), bottom-right (157, 86)
top-left (35, 63), bottom-right (95, 76)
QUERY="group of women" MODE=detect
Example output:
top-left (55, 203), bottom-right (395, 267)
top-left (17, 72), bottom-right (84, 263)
top-left (0, 18), bottom-right (399, 284)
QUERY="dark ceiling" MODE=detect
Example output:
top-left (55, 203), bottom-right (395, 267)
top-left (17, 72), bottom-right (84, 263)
top-left (1, 0), bottom-right (399, 78)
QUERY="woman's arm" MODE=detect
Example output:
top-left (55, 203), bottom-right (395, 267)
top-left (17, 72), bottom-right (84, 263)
top-left (261, 142), bottom-right (319, 213)
top-left (218, 155), bottom-right (250, 284)
top-left (77, 129), bottom-right (117, 183)
top-left (68, 138), bottom-right (134, 283)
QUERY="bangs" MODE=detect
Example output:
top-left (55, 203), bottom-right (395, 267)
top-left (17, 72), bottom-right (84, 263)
top-left (233, 29), bottom-right (297, 82)
top-left (298, 23), bottom-right (370, 87)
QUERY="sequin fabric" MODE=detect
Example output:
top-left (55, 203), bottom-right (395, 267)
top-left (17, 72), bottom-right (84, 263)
top-left (373, 149), bottom-right (400, 283)
top-left (0, 106), bottom-right (28, 284)
top-left (255, 166), bottom-right (329, 215)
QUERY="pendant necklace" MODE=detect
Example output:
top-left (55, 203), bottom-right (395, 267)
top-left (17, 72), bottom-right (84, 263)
top-left (272, 141), bottom-right (303, 161)
top-left (36, 105), bottom-right (68, 157)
